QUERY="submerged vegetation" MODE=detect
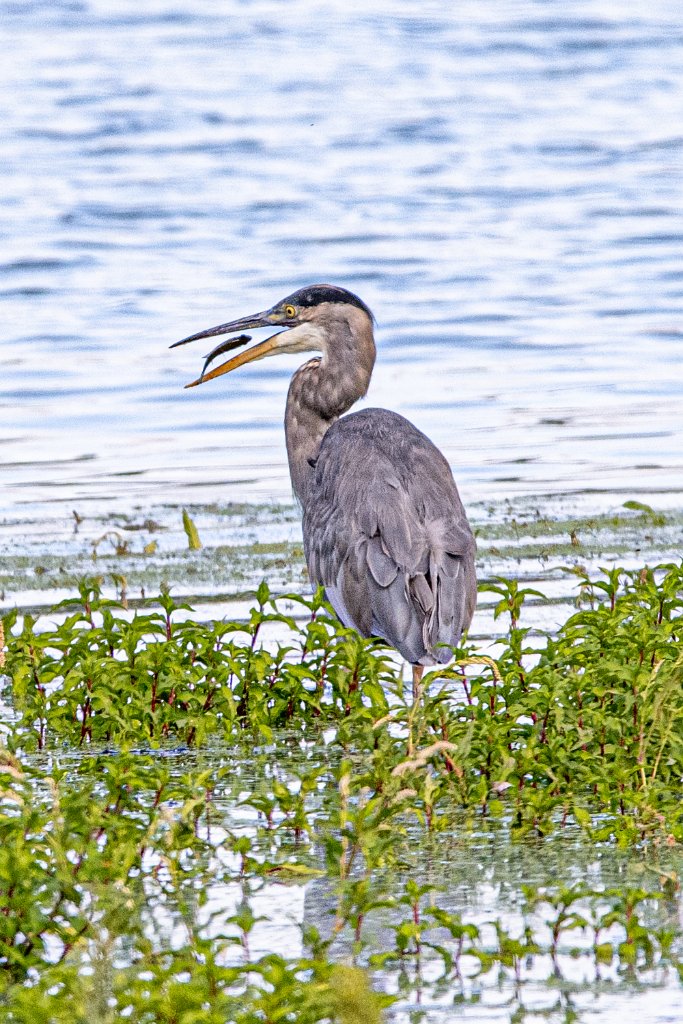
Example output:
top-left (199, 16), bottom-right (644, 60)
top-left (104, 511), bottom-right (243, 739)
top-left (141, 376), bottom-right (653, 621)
top-left (3, 498), bottom-right (682, 614)
top-left (1, 561), bottom-right (683, 1021)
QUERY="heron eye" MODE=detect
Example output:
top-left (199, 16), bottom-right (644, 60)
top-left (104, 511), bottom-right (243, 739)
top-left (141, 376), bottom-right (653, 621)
top-left (284, 304), bottom-right (297, 319)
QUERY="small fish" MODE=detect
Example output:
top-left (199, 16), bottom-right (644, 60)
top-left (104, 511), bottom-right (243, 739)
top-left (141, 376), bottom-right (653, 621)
top-left (200, 334), bottom-right (252, 380)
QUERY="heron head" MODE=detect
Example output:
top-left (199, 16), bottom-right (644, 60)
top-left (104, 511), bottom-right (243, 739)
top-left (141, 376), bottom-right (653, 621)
top-left (171, 284), bottom-right (375, 388)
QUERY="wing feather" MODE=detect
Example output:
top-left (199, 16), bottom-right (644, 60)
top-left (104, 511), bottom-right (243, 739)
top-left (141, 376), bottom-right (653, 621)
top-left (302, 408), bottom-right (477, 665)
top-left (366, 535), bottom-right (399, 587)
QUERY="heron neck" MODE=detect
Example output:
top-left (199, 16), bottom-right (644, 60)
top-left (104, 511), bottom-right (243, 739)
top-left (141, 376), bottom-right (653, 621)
top-left (284, 322), bottom-right (375, 504)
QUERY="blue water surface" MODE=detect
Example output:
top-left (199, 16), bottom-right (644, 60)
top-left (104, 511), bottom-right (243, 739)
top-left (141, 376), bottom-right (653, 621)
top-left (1, 0), bottom-right (681, 520)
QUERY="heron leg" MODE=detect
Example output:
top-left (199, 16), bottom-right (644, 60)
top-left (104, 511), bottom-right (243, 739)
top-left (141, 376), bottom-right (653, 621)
top-left (412, 664), bottom-right (425, 703)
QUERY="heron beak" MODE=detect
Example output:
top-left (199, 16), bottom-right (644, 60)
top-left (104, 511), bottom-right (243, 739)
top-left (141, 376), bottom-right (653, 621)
top-left (170, 310), bottom-right (274, 348)
top-left (170, 308), bottom-right (289, 388)
top-left (184, 332), bottom-right (284, 388)
top-left (172, 308), bottom-right (325, 389)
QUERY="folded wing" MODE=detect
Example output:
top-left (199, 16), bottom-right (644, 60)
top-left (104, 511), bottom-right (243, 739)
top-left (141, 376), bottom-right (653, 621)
top-left (303, 408), bottom-right (477, 665)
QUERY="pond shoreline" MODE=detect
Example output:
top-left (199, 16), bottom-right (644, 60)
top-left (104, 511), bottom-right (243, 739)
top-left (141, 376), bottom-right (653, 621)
top-left (4, 495), bottom-right (682, 640)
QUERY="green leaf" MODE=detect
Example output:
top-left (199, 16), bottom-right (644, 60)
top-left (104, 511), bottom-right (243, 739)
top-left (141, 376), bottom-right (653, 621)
top-left (182, 509), bottom-right (202, 550)
top-left (622, 500), bottom-right (656, 514)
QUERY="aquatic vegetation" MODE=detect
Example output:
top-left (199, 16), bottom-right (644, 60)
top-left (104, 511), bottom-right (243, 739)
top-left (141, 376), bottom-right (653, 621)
top-left (1, 563), bottom-right (682, 1020)
top-left (3, 498), bottom-right (681, 619)
top-left (4, 566), bottom-right (683, 841)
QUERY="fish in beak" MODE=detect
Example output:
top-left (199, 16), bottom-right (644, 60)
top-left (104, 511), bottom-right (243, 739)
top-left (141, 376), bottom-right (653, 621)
top-left (169, 307), bottom-right (285, 388)
top-left (170, 303), bottom-right (324, 389)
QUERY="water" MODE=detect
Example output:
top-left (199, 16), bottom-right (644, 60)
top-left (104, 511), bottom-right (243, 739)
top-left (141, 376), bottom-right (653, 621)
top-left (1, 0), bottom-right (682, 533)
top-left (2, 4), bottom-right (683, 1019)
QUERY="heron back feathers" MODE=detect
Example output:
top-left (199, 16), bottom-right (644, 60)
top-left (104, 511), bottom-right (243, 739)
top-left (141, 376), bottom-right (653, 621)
top-left (303, 408), bottom-right (476, 665)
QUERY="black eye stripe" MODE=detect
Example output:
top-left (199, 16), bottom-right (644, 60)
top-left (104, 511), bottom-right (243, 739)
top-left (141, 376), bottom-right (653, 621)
top-left (278, 284), bottom-right (374, 321)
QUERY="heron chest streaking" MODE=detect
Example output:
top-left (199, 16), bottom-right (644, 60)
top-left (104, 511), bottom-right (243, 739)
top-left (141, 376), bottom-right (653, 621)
top-left (172, 284), bottom-right (477, 693)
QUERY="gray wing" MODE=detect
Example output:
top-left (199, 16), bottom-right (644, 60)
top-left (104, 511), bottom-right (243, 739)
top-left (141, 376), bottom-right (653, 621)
top-left (302, 408), bottom-right (477, 665)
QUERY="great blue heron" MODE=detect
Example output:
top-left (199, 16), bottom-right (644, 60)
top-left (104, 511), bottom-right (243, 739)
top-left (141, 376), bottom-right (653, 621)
top-left (172, 284), bottom-right (476, 697)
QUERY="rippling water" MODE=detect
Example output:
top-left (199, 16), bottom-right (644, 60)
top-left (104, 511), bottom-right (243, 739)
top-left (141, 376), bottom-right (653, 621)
top-left (2, 0), bottom-right (682, 525)
top-left (3, 7), bottom-right (683, 1019)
